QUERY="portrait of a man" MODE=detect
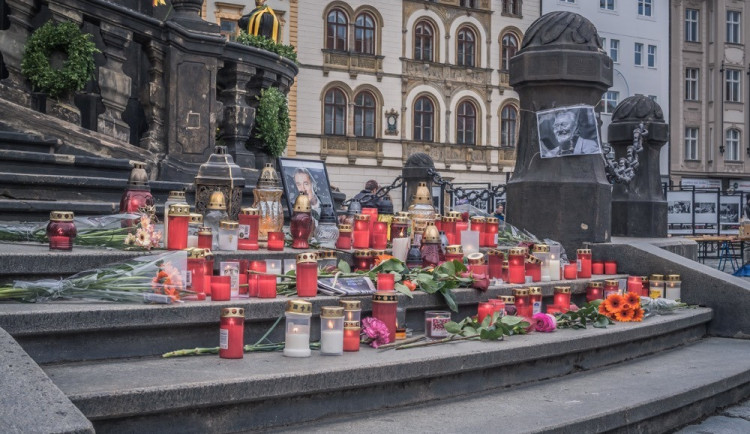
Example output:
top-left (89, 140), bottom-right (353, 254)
top-left (537, 106), bottom-right (601, 158)
top-left (278, 158), bottom-right (336, 228)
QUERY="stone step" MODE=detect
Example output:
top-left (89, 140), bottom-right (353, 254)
top-left (41, 309), bottom-right (713, 433)
top-left (0, 129), bottom-right (59, 153)
top-left (0, 149), bottom-right (133, 178)
top-left (289, 337), bottom-right (750, 434)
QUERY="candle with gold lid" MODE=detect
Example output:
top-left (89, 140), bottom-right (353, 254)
top-left (513, 288), bottom-right (531, 317)
top-left (528, 286), bottom-right (543, 314)
top-left (665, 274), bottom-right (681, 300)
top-left (649, 274), bottom-right (665, 298)
top-left (283, 300), bottom-right (313, 358)
top-left (339, 299), bottom-right (362, 322)
top-left (391, 216), bottom-right (410, 239)
top-left (441, 215), bottom-right (458, 245)
top-left (445, 244), bottom-right (464, 263)
top-left (485, 217), bottom-right (499, 248)
top-left (238, 207), bottom-right (260, 250)
top-left (372, 291), bottom-right (398, 343)
top-left (167, 204), bottom-right (190, 250)
top-left (467, 252), bottom-right (487, 275)
top-left (532, 244), bottom-right (551, 281)
top-left (218, 220), bottom-right (239, 251)
top-left (219, 307), bottom-right (245, 359)
top-left (586, 281), bottom-right (604, 302)
top-left (295, 252), bottom-right (318, 297)
top-left (576, 248), bottom-right (592, 278)
top-left (353, 214), bottom-right (371, 249)
top-left (525, 254), bottom-right (542, 282)
top-left (499, 295), bottom-right (516, 315)
top-left (163, 190), bottom-right (186, 248)
top-left (47, 211), bottom-right (76, 251)
top-left (336, 223), bottom-right (353, 250)
top-left (343, 320), bottom-right (361, 352)
top-left (553, 286), bottom-right (571, 310)
top-left (188, 213), bottom-right (203, 248)
top-left (508, 247), bottom-right (527, 284)
top-left (253, 163), bottom-right (284, 242)
top-left (290, 192), bottom-right (313, 249)
top-left (320, 306), bottom-right (344, 356)
top-left (604, 279), bottom-right (620, 298)
top-left (420, 221), bottom-right (443, 267)
top-left (205, 191), bottom-right (228, 250)
top-left (470, 216), bottom-right (486, 247)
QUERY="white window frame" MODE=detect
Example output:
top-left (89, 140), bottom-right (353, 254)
top-left (647, 45), bottom-right (656, 68)
top-left (601, 91), bottom-right (619, 114)
top-left (726, 69), bottom-right (742, 102)
top-left (727, 11), bottom-right (741, 44)
top-left (685, 68), bottom-right (699, 101)
top-left (610, 39), bottom-right (619, 62)
top-left (638, 0), bottom-right (652, 17)
top-left (685, 9), bottom-right (699, 42)
top-left (726, 129), bottom-right (741, 161)
top-left (600, 0), bottom-right (615, 11)
top-left (685, 127), bottom-right (698, 161)
top-left (634, 43), bottom-right (643, 66)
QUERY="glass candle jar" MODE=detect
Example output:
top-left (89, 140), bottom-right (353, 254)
top-left (586, 281), bottom-right (604, 302)
top-left (284, 300), bottom-right (312, 358)
top-left (47, 211), bottom-right (77, 250)
top-left (371, 221), bottom-right (388, 250)
top-left (219, 307), bottom-right (245, 359)
top-left (477, 302), bottom-right (494, 325)
top-left (391, 216), bottom-right (410, 240)
top-left (253, 163), bottom-right (284, 242)
top-left (554, 286), bottom-right (571, 310)
top-left (528, 286), bottom-right (543, 315)
top-left (532, 244), bottom-right (550, 281)
top-left (343, 320), bottom-right (360, 352)
top-left (549, 244), bottom-right (562, 281)
top-left (641, 276), bottom-right (650, 296)
top-left (320, 306), bottom-right (344, 356)
top-left (487, 249), bottom-right (504, 279)
top-left (336, 224), bottom-right (353, 250)
top-left (247, 260), bottom-right (266, 297)
top-left (576, 248), bottom-right (592, 278)
top-left (187, 248), bottom-right (207, 300)
top-left (502, 261), bottom-right (509, 282)
top-left (467, 253), bottom-right (488, 275)
top-left (513, 288), bottom-right (531, 317)
top-left (211, 275), bottom-right (231, 301)
top-left (340, 299), bottom-right (362, 323)
top-left (604, 279), bottom-right (620, 298)
top-left (317, 250), bottom-right (338, 269)
top-left (471, 216), bottom-right (486, 247)
top-left (188, 213), bottom-right (203, 248)
top-left (420, 239), bottom-right (443, 268)
top-left (353, 214), bottom-right (371, 249)
top-left (525, 255), bottom-right (542, 282)
top-left (361, 207), bottom-right (378, 246)
top-left (666, 274), bottom-right (681, 300)
top-left (500, 295), bottom-right (516, 316)
top-left (441, 216), bottom-right (457, 245)
top-left (627, 276), bottom-right (644, 296)
top-left (563, 263), bottom-right (578, 280)
top-left (238, 207), bottom-right (260, 251)
top-left (204, 191), bottom-right (229, 250)
top-left (649, 274), bottom-right (665, 298)
top-left (396, 307), bottom-right (407, 340)
top-left (167, 204), bottom-right (190, 250)
top-left (315, 203), bottom-right (340, 249)
top-left (424, 311), bottom-right (451, 339)
top-left (163, 190), bottom-right (185, 248)
top-left (353, 250), bottom-right (372, 272)
top-left (267, 231), bottom-right (285, 251)
top-left (257, 273), bottom-right (277, 298)
top-left (488, 299), bottom-right (505, 318)
top-left (295, 252), bottom-right (318, 297)
top-left (198, 226), bottom-right (212, 249)
top-left (406, 243), bottom-right (423, 270)
top-left (372, 291), bottom-right (398, 343)
top-left (508, 247), bottom-right (527, 284)
top-left (485, 217), bottom-right (499, 248)
top-left (290, 194), bottom-right (313, 249)
top-left (377, 273), bottom-right (395, 291)
top-left (604, 261), bottom-right (617, 275)
top-left (445, 245), bottom-right (464, 263)
top-left (592, 261), bottom-right (604, 275)
top-left (218, 221), bottom-right (239, 251)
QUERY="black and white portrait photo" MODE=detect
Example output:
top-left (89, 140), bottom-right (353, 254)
top-left (668, 201), bottom-right (691, 215)
top-left (278, 158), bottom-right (336, 226)
top-left (537, 106), bottom-right (602, 158)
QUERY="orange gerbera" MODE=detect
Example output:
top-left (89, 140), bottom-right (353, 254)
top-left (374, 254), bottom-right (394, 266)
top-left (598, 302), bottom-right (609, 315)
top-left (632, 307), bottom-right (645, 322)
top-left (615, 308), bottom-right (635, 322)
top-left (603, 294), bottom-right (624, 314)
top-left (624, 292), bottom-right (640, 307)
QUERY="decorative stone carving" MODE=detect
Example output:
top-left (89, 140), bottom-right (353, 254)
top-left (140, 40), bottom-right (167, 155)
top-left (97, 22), bottom-right (133, 143)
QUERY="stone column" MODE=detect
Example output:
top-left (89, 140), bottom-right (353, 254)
top-left (217, 61), bottom-right (257, 182)
top-left (97, 22), bottom-right (133, 143)
top-left (608, 95), bottom-right (669, 237)
top-left (140, 40), bottom-right (167, 155)
top-left (506, 12), bottom-right (613, 254)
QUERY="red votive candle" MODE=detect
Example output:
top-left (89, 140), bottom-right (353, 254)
top-left (167, 204), bottom-right (190, 250)
top-left (488, 299), bottom-right (505, 317)
top-left (198, 227), bottom-right (212, 249)
top-left (187, 252), bottom-right (206, 297)
top-left (627, 276), bottom-right (643, 296)
top-left (371, 221), bottom-right (388, 250)
top-left (354, 250), bottom-right (372, 271)
top-left (238, 208), bottom-right (260, 251)
top-left (508, 247), bottom-right (526, 284)
top-left (485, 217), bottom-right (499, 248)
top-left (267, 231), bottom-right (284, 251)
top-left (203, 275), bottom-right (212, 297)
top-left (391, 217), bottom-right (410, 240)
top-left (248, 260), bottom-right (266, 297)
top-left (455, 220), bottom-right (468, 245)
top-left (529, 287), bottom-right (543, 315)
top-left (445, 245), bottom-right (464, 263)
top-left (47, 211), bottom-right (77, 251)
top-left (488, 250), bottom-right (504, 279)
top-left (295, 252), bottom-right (318, 297)
top-left (257, 273), bottom-right (277, 298)
top-left (592, 261), bottom-right (604, 275)
top-left (563, 264), bottom-right (577, 280)
top-left (576, 248), bottom-right (592, 278)
top-left (553, 286), bottom-right (571, 310)
top-left (219, 307), bottom-right (245, 359)
top-left (525, 256), bottom-right (542, 282)
top-left (477, 302), bottom-right (494, 324)
top-left (372, 291), bottom-right (397, 343)
top-left (377, 273), bottom-right (395, 291)
top-left (604, 261), bottom-right (617, 275)
top-left (353, 214), bottom-right (371, 249)
top-left (336, 224), bottom-right (352, 249)
top-left (604, 279), bottom-right (620, 298)
top-left (343, 321), bottom-right (360, 352)
top-left (442, 216), bottom-right (457, 245)
top-left (586, 282), bottom-right (604, 302)
top-left (513, 288), bottom-right (532, 318)
top-left (471, 217), bottom-right (487, 247)
top-left (211, 276), bottom-right (231, 301)
top-left (467, 253), bottom-right (488, 275)
top-left (238, 273), bottom-right (248, 297)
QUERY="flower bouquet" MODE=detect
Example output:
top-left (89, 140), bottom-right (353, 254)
top-left (599, 292), bottom-right (645, 322)
top-left (0, 250), bottom-right (191, 304)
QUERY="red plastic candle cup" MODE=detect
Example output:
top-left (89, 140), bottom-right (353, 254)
top-left (361, 207), bottom-right (378, 244)
top-left (477, 302), bottom-right (494, 324)
top-left (203, 275), bottom-right (212, 296)
top-left (198, 227), bottom-right (212, 249)
top-left (336, 226), bottom-right (353, 249)
top-left (508, 247), bottom-right (526, 284)
top-left (592, 261), bottom-right (604, 275)
top-left (47, 211), bottom-right (77, 251)
top-left (238, 209), bottom-right (260, 250)
top-left (372, 291), bottom-right (397, 343)
top-left (546, 305), bottom-right (564, 315)
top-left (586, 282), bottom-right (604, 302)
top-left (487, 250), bottom-right (503, 279)
top-left (267, 231), bottom-right (285, 251)
top-left (353, 250), bottom-right (372, 272)
top-left (343, 322), bottom-right (360, 352)
top-left (248, 261), bottom-right (266, 297)
top-left (604, 261), bottom-right (617, 275)
top-left (488, 299), bottom-right (505, 317)
top-left (295, 253), bottom-right (318, 297)
top-left (528, 287), bottom-right (543, 315)
top-left (563, 264), bottom-right (578, 280)
top-left (353, 214), bottom-right (371, 249)
top-left (371, 221), bottom-right (388, 250)
top-left (576, 248), bottom-right (592, 278)
top-left (377, 273), bottom-right (395, 291)
top-left (211, 276), bottom-right (231, 301)
top-left (187, 256), bottom-right (206, 296)
top-left (502, 261), bottom-right (509, 282)
top-left (166, 204), bottom-right (190, 250)
top-left (627, 276), bottom-right (643, 296)
top-left (219, 307), bottom-right (245, 359)
top-left (455, 221), bottom-right (468, 245)
top-left (604, 279), bottom-right (620, 298)
top-left (553, 286), bottom-right (571, 310)
top-left (238, 273), bottom-right (248, 297)
top-left (484, 217), bottom-right (499, 248)
top-left (525, 257), bottom-right (542, 282)
top-left (471, 217), bottom-right (486, 247)
top-left (257, 273), bottom-right (277, 298)
top-left (513, 289), bottom-right (531, 318)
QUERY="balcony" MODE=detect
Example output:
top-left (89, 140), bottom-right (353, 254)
top-left (322, 50), bottom-right (384, 80)
top-left (321, 136), bottom-right (383, 165)
top-left (402, 59), bottom-right (493, 87)
top-left (402, 141), bottom-right (495, 170)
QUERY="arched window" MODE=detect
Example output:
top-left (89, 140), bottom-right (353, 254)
top-left (501, 34), bottom-right (518, 71)
top-left (725, 128), bottom-right (741, 161)
top-left (354, 13), bottom-right (375, 55)
top-left (414, 21), bottom-right (434, 62)
top-left (500, 105), bottom-right (517, 147)
top-left (457, 27), bottom-right (476, 67)
top-left (414, 96), bottom-right (434, 142)
top-left (456, 100), bottom-right (476, 145)
top-left (324, 88), bottom-right (347, 135)
top-left (326, 9), bottom-right (348, 51)
top-left (354, 91), bottom-right (376, 138)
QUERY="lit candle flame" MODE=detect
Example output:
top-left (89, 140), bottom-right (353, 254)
top-left (292, 326), bottom-right (299, 333)
top-left (327, 320), bottom-right (334, 329)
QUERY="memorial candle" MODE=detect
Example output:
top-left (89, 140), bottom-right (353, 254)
top-left (371, 221), bottom-right (388, 250)
top-left (488, 249), bottom-right (504, 279)
top-left (343, 321), bottom-right (360, 352)
top-left (470, 216), bottom-right (486, 247)
top-left (553, 286), bottom-right (571, 310)
top-left (238, 207), bottom-right (260, 250)
top-left (354, 250), bottom-right (372, 271)
top-left (320, 307), bottom-right (344, 356)
top-left (485, 217), bottom-right (499, 248)
top-left (532, 244), bottom-right (550, 281)
top-left (500, 295), bottom-right (516, 316)
top-left (445, 245), bottom-right (464, 263)
top-left (467, 253), bottom-right (488, 275)
top-left (284, 300), bottom-right (312, 358)
top-left (586, 281), bottom-right (604, 302)
top-left (441, 216), bottom-right (457, 245)
top-left (211, 275), bottom-right (231, 301)
top-left (563, 263), bottom-right (577, 280)
top-left (549, 244), bottom-right (562, 281)
top-left (187, 249), bottom-right (207, 299)
top-left (576, 248), bottom-right (592, 278)
top-left (488, 299), bottom-right (505, 317)
top-left (477, 302), bottom-right (494, 325)
top-left (377, 273), bottom-right (395, 291)
top-left (267, 231), bottom-right (284, 251)
top-left (641, 276), bottom-right (650, 296)
top-left (649, 274), bottom-right (665, 298)
top-left (219, 307), bottom-right (245, 359)
top-left (627, 276), bottom-right (644, 296)
top-left (390, 216), bottom-right (410, 239)
top-left (295, 252), bottom-right (318, 297)
top-left (361, 207), bottom-right (378, 246)
top-left (197, 226), bottom-right (213, 249)
top-left (257, 273), bottom-right (277, 298)
top-left (508, 247), bottom-right (527, 284)
top-left (502, 261), bottom-right (509, 282)
top-left (592, 261), bottom-right (604, 275)
top-left (513, 288), bottom-right (531, 318)
top-left (290, 193), bottom-right (313, 249)
top-left (454, 219), bottom-right (468, 245)
top-left (604, 261), bottom-right (617, 275)
top-left (166, 204), bottom-right (190, 250)
top-left (353, 214), bottom-right (371, 249)
top-left (340, 299), bottom-right (362, 322)
top-left (528, 287), bottom-right (543, 315)
top-left (525, 255), bottom-right (542, 282)
top-left (372, 291), bottom-right (398, 343)
top-left (187, 213), bottom-right (203, 248)
top-left (424, 311), bottom-right (451, 339)
top-left (47, 211), bottom-right (76, 251)
top-left (666, 274), bottom-right (681, 300)
top-left (604, 279), bottom-right (620, 298)
top-left (335, 224), bottom-right (353, 250)
top-left (247, 260), bottom-right (266, 297)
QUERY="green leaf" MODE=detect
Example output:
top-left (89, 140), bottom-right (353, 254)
top-left (416, 273), bottom-right (433, 283)
top-left (593, 316), bottom-right (611, 328)
top-left (441, 288), bottom-right (458, 312)
top-left (394, 283), bottom-right (414, 298)
top-left (337, 260), bottom-right (351, 274)
top-left (444, 321), bottom-right (462, 334)
top-left (501, 315), bottom-right (526, 326)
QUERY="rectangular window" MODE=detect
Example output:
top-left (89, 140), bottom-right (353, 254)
top-left (725, 69), bottom-right (741, 102)
top-left (726, 130), bottom-right (741, 161)
top-left (647, 45), bottom-right (656, 67)
top-left (601, 91), bottom-right (619, 114)
top-left (634, 43), bottom-right (643, 66)
top-left (610, 39), bottom-right (619, 62)
top-left (685, 128), bottom-right (699, 160)
top-left (600, 0), bottom-right (614, 11)
top-left (638, 0), bottom-right (652, 17)
top-left (685, 68), bottom-right (699, 101)
top-left (685, 9), bottom-right (699, 42)
top-left (727, 11), bottom-right (741, 44)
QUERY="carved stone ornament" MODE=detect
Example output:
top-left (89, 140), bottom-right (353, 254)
top-left (385, 108), bottom-right (399, 135)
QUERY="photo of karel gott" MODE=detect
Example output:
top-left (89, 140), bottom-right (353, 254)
top-left (278, 158), bottom-right (336, 230)
top-left (537, 106), bottom-right (602, 158)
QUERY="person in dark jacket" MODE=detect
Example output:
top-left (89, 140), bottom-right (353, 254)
top-left (352, 180), bottom-right (379, 209)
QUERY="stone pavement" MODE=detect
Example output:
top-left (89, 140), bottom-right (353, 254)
top-left (676, 399), bottom-right (750, 433)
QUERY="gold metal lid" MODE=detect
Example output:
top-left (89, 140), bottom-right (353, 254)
top-left (641, 276), bottom-right (649, 282)
top-left (189, 213), bottom-right (203, 225)
top-left (339, 223), bottom-right (353, 232)
top-left (486, 217), bottom-right (499, 224)
top-left (528, 286), bottom-right (542, 295)
top-left (509, 247), bottom-right (527, 256)
top-left (513, 288), bottom-right (529, 297)
top-left (320, 306), bottom-right (344, 318)
top-left (339, 300), bottom-right (361, 310)
top-left (554, 286), bottom-right (571, 294)
top-left (372, 291), bottom-right (398, 303)
top-left (355, 214), bottom-right (370, 221)
top-left (434, 214), bottom-right (442, 221)
top-left (502, 261), bottom-right (509, 269)
top-left (422, 221), bottom-right (441, 243)
top-left (221, 307), bottom-right (245, 318)
top-left (344, 320), bottom-right (360, 329)
top-left (447, 211), bottom-right (462, 219)
top-left (257, 163), bottom-right (282, 190)
top-left (372, 249), bottom-right (386, 257)
top-left (533, 244), bottom-right (550, 253)
top-left (526, 255), bottom-right (542, 265)
top-left (202, 248), bottom-right (213, 259)
top-left (588, 281), bottom-right (603, 288)
top-left (470, 216), bottom-right (486, 223)
top-left (126, 161), bottom-right (150, 188)
top-left (168, 190), bottom-right (186, 200)
top-left (168, 203), bottom-right (190, 216)
top-left (467, 252), bottom-right (485, 265)
top-left (577, 248), bottom-right (592, 254)
top-left (293, 192), bottom-right (311, 213)
top-left (198, 226), bottom-right (212, 235)
top-left (666, 274), bottom-right (681, 281)
top-left (220, 220), bottom-right (239, 230)
top-left (353, 249), bottom-right (373, 257)
top-left (488, 249), bottom-right (504, 257)
top-left (499, 295), bottom-right (515, 303)
top-left (446, 245), bottom-right (463, 255)
top-left (286, 300), bottom-right (313, 315)
top-left (441, 216), bottom-right (458, 223)
top-left (49, 211), bottom-right (74, 221)
top-left (650, 274), bottom-right (664, 281)
top-left (317, 250), bottom-right (336, 260)
top-left (187, 247), bottom-right (206, 259)
top-left (411, 182), bottom-right (433, 205)
top-left (296, 252), bottom-right (318, 263)
top-left (240, 207), bottom-right (260, 216)
top-left (604, 279), bottom-right (619, 286)
top-left (397, 211), bottom-right (411, 218)
top-left (208, 191), bottom-right (227, 210)
top-left (392, 216), bottom-right (409, 224)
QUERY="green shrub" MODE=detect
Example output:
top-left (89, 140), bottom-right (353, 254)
top-left (253, 87), bottom-right (290, 157)
top-left (235, 32), bottom-right (298, 63)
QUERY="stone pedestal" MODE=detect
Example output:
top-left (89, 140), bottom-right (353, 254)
top-left (506, 12), bottom-right (613, 255)
top-left (608, 96), bottom-right (669, 237)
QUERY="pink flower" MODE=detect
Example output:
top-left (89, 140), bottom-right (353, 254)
top-left (532, 313), bottom-right (557, 333)
top-left (568, 303), bottom-right (580, 312)
top-left (361, 317), bottom-right (391, 348)
top-left (460, 271), bottom-right (489, 291)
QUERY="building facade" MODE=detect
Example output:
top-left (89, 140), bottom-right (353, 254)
top-left (542, 0), bottom-right (670, 179)
top-left (670, 0), bottom-right (750, 191)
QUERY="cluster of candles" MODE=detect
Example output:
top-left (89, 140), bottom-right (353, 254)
top-left (586, 273), bottom-right (682, 301)
top-left (476, 286), bottom-right (572, 322)
top-left (282, 298), bottom-right (367, 358)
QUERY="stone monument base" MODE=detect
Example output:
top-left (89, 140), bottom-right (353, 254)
top-left (611, 200), bottom-right (667, 238)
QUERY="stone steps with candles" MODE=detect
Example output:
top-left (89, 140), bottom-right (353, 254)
top-left (38, 308), bottom-right (713, 433)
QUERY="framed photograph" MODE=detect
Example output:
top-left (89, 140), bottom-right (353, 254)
top-left (278, 158), bottom-right (336, 225)
top-left (536, 105), bottom-right (602, 158)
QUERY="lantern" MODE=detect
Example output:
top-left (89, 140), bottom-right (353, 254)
top-left (119, 162), bottom-right (154, 225)
top-left (320, 306), bottom-right (345, 356)
top-left (315, 203), bottom-right (340, 249)
top-left (290, 192), bottom-right (313, 249)
top-left (194, 146), bottom-right (245, 220)
top-left (420, 221), bottom-right (443, 267)
top-left (343, 200), bottom-right (362, 227)
top-left (238, 207), bottom-right (260, 251)
top-left (204, 191), bottom-right (229, 250)
top-left (253, 163), bottom-right (284, 241)
top-left (408, 182), bottom-right (436, 236)
top-left (47, 211), bottom-right (76, 251)
top-left (283, 300), bottom-right (312, 358)
top-left (406, 243), bottom-right (423, 269)
top-left (377, 196), bottom-right (395, 240)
